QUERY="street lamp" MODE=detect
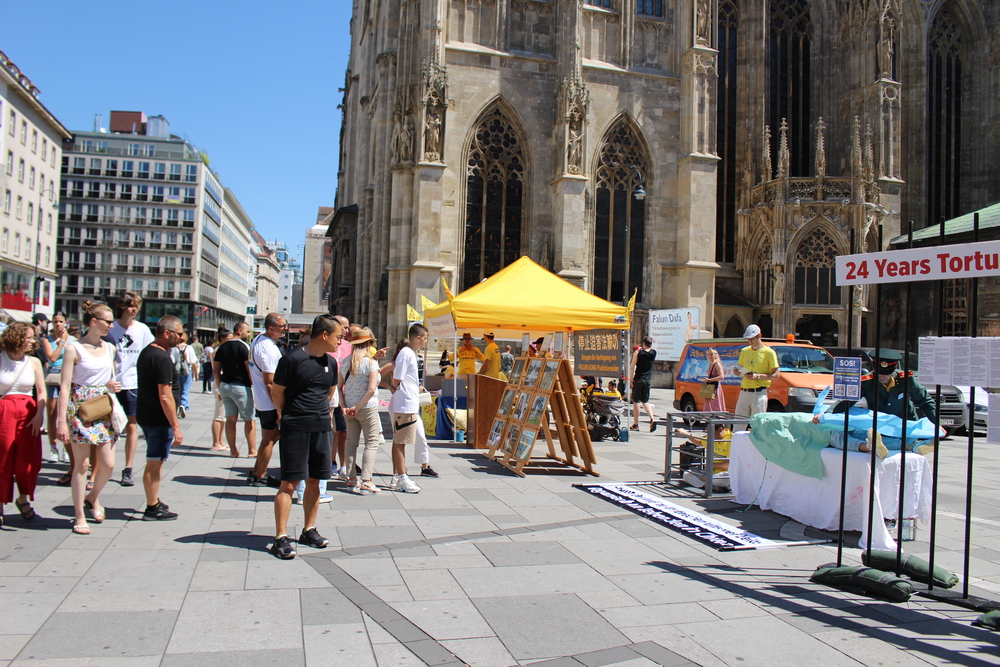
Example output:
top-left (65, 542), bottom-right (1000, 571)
top-left (631, 166), bottom-right (646, 201)
top-left (34, 184), bottom-right (59, 312)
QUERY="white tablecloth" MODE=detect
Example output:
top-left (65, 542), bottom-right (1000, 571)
top-left (729, 431), bottom-right (932, 550)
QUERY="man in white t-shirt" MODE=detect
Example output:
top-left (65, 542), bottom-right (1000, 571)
top-left (248, 313), bottom-right (286, 488)
top-left (389, 323), bottom-right (428, 493)
top-left (105, 292), bottom-right (155, 487)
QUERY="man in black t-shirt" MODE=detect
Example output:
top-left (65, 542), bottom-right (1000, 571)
top-left (630, 336), bottom-right (658, 432)
top-left (136, 315), bottom-right (184, 521)
top-left (211, 321), bottom-right (256, 458)
top-left (269, 314), bottom-right (344, 560)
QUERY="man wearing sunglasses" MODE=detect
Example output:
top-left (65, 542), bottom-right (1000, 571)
top-left (248, 313), bottom-right (287, 487)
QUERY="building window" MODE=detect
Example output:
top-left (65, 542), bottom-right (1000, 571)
top-left (18, 159), bottom-right (24, 182)
top-left (14, 233), bottom-right (20, 256)
top-left (16, 196), bottom-right (22, 219)
top-left (138, 161), bottom-right (150, 179)
top-left (3, 190), bottom-right (9, 215)
top-left (7, 111), bottom-right (14, 136)
top-left (462, 107), bottom-right (525, 290)
top-left (1, 228), bottom-right (6, 252)
top-left (89, 158), bottom-right (101, 175)
top-left (129, 143), bottom-right (141, 156)
top-left (793, 227), bottom-right (841, 305)
top-left (73, 157), bottom-right (85, 174)
top-left (636, 0), bottom-right (662, 17)
top-left (169, 164), bottom-right (181, 181)
top-left (586, 0), bottom-right (613, 8)
top-left (5, 150), bottom-right (11, 175)
top-left (41, 138), bottom-right (46, 156)
top-left (29, 167), bottom-right (35, 189)
top-left (926, 8), bottom-right (963, 227)
top-left (167, 209), bottom-right (179, 225)
top-left (167, 186), bottom-right (180, 202)
top-left (20, 120), bottom-right (27, 144)
top-left (31, 130), bottom-right (37, 152)
top-left (105, 159), bottom-right (118, 177)
top-left (47, 213), bottom-right (52, 233)
top-left (185, 165), bottom-right (197, 182)
top-left (593, 119), bottom-right (647, 304)
top-left (122, 160), bottom-right (134, 178)
top-left (183, 187), bottom-right (196, 204)
top-left (45, 246), bottom-right (50, 267)
top-left (152, 186), bottom-right (164, 202)
top-left (27, 203), bottom-right (33, 226)
top-left (25, 237), bottom-right (31, 261)
top-left (88, 182), bottom-right (100, 199)
top-left (768, 0), bottom-right (812, 177)
top-left (50, 147), bottom-right (56, 167)
top-left (154, 163), bottom-right (166, 180)
top-left (716, 0), bottom-right (738, 264)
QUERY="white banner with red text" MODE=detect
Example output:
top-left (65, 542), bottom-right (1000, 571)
top-left (835, 240), bottom-right (1000, 286)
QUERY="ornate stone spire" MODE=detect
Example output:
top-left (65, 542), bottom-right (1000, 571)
top-left (777, 118), bottom-right (790, 178)
top-left (762, 125), bottom-right (772, 182)
top-left (814, 117), bottom-right (826, 177)
top-left (864, 123), bottom-right (874, 182)
top-left (851, 116), bottom-right (862, 176)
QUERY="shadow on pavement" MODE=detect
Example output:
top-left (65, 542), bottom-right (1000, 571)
top-left (175, 529), bottom-right (269, 552)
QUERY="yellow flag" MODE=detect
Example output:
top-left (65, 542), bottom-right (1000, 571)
top-left (421, 294), bottom-right (436, 311)
top-left (406, 304), bottom-right (421, 321)
top-left (626, 289), bottom-right (637, 325)
top-left (442, 277), bottom-right (455, 301)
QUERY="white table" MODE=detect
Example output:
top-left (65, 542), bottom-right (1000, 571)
top-left (729, 431), bottom-right (932, 550)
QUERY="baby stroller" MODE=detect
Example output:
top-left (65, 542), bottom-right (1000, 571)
top-left (585, 394), bottom-right (627, 441)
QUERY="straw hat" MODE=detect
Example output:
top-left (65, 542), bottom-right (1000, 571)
top-left (350, 328), bottom-right (375, 345)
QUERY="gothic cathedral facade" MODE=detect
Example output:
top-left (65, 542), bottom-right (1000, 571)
top-left (330, 0), bottom-right (1000, 348)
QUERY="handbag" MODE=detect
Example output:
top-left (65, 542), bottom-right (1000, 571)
top-left (45, 371), bottom-right (62, 386)
top-left (698, 383), bottom-right (717, 400)
top-left (77, 393), bottom-right (115, 422)
top-left (418, 387), bottom-right (433, 406)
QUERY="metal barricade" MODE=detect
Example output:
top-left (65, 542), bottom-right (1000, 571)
top-left (664, 411), bottom-right (751, 498)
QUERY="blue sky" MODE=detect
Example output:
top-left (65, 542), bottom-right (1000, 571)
top-left (1, 1), bottom-right (353, 259)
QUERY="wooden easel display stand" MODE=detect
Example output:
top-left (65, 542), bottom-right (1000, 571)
top-left (484, 357), bottom-right (598, 478)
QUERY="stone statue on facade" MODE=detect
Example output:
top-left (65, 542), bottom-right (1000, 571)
top-left (424, 102), bottom-right (443, 162)
top-left (696, 0), bottom-right (711, 44)
top-left (773, 266), bottom-right (785, 305)
top-left (567, 119), bottom-right (583, 174)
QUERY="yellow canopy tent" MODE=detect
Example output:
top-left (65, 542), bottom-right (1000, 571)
top-left (424, 256), bottom-right (631, 334)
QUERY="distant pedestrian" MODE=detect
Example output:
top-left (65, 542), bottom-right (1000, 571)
top-left (734, 325), bottom-right (778, 418)
top-left (248, 313), bottom-right (286, 488)
top-left (629, 336), bottom-right (657, 432)
top-left (56, 301), bottom-right (121, 535)
top-left (209, 330), bottom-right (231, 451)
top-left (702, 347), bottom-right (727, 413)
top-left (478, 332), bottom-right (503, 380)
top-left (339, 328), bottom-right (382, 495)
top-left (200, 338), bottom-right (215, 393)
top-left (40, 312), bottom-right (74, 467)
top-left (136, 315), bottom-right (184, 521)
top-left (0, 323), bottom-right (46, 526)
top-left (330, 315), bottom-right (352, 480)
top-left (389, 323), bottom-right (429, 493)
top-left (106, 292), bottom-right (154, 488)
top-left (171, 332), bottom-right (198, 418)
top-left (270, 314), bottom-right (344, 560)
top-left (500, 345), bottom-right (514, 378)
top-left (212, 322), bottom-right (256, 458)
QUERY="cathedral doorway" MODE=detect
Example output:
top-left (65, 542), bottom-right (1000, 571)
top-left (795, 314), bottom-right (838, 347)
top-left (593, 120), bottom-right (647, 304)
top-left (462, 107), bottom-right (526, 290)
top-left (724, 315), bottom-right (744, 338)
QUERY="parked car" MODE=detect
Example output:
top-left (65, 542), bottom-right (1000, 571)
top-left (823, 347), bottom-right (987, 435)
top-left (674, 337), bottom-right (836, 414)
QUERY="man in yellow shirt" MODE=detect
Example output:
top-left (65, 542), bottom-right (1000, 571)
top-left (456, 333), bottom-right (484, 375)
top-left (478, 332), bottom-right (504, 380)
top-left (734, 324), bottom-right (779, 417)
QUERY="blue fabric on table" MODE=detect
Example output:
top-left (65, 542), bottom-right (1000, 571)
top-left (436, 395), bottom-right (468, 440)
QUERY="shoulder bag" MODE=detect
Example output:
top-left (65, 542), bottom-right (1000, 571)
top-left (698, 383), bottom-right (717, 400)
top-left (77, 343), bottom-right (127, 434)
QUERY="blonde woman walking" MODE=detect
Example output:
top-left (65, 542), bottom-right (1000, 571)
top-left (339, 328), bottom-right (382, 494)
top-left (56, 301), bottom-right (121, 534)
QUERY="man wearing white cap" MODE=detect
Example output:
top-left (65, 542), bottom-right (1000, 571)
top-left (734, 324), bottom-right (779, 417)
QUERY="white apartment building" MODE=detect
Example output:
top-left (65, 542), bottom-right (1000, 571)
top-left (220, 188), bottom-right (256, 328)
top-left (0, 49), bottom-right (71, 321)
top-left (57, 110), bottom-right (254, 335)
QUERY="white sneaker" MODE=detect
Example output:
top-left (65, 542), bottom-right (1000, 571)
top-left (395, 476), bottom-right (420, 494)
top-left (388, 475), bottom-right (400, 490)
top-left (337, 468), bottom-right (349, 482)
top-left (318, 494), bottom-right (333, 503)
top-left (48, 448), bottom-right (60, 463)
top-left (60, 450), bottom-right (71, 463)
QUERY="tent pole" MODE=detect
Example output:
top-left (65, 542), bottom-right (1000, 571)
top-left (453, 329), bottom-right (458, 443)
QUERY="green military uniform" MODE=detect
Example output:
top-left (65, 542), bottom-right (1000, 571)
top-left (860, 350), bottom-right (936, 424)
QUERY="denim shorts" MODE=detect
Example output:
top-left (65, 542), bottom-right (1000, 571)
top-left (219, 383), bottom-right (254, 420)
top-left (116, 388), bottom-right (139, 417)
top-left (142, 425), bottom-right (174, 461)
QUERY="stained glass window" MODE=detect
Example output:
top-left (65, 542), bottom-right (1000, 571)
top-left (793, 228), bottom-right (841, 305)
top-left (768, 0), bottom-right (811, 177)
top-left (636, 0), bottom-right (662, 17)
top-left (753, 237), bottom-right (773, 307)
top-left (926, 8), bottom-right (963, 228)
top-left (716, 0), bottom-right (738, 263)
top-left (593, 121), bottom-right (646, 304)
top-left (463, 108), bottom-right (525, 289)
top-left (586, 0), bottom-right (613, 8)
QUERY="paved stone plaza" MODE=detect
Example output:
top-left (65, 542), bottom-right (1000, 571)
top-left (2, 388), bottom-right (999, 666)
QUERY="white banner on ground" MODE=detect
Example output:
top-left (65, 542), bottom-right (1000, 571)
top-left (835, 240), bottom-right (1000, 286)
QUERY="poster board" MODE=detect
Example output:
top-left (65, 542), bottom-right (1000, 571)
top-left (485, 357), bottom-right (598, 477)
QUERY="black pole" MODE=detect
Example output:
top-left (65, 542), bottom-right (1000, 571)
top-left (927, 217), bottom-right (946, 591)
top-left (896, 221), bottom-right (913, 572)
top-left (866, 224), bottom-right (883, 561)
top-left (963, 212), bottom-right (980, 598)
top-left (836, 228), bottom-right (855, 566)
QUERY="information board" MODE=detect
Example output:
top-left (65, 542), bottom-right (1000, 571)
top-left (573, 329), bottom-right (623, 377)
top-left (648, 307), bottom-right (701, 361)
top-left (989, 393), bottom-right (1000, 445)
top-left (833, 357), bottom-right (863, 401)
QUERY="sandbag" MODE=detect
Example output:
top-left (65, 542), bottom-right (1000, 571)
top-left (861, 549), bottom-right (959, 589)
top-left (811, 565), bottom-right (914, 602)
top-left (974, 610), bottom-right (1000, 631)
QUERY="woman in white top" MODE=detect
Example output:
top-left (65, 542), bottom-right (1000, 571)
top-left (56, 300), bottom-right (122, 535)
top-left (339, 328), bottom-right (382, 494)
top-left (0, 323), bottom-right (46, 526)
top-left (40, 312), bottom-right (73, 467)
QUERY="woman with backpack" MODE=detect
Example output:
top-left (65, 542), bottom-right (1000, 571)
top-left (171, 332), bottom-right (199, 418)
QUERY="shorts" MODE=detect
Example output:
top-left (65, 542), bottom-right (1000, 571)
top-left (219, 383), bottom-right (254, 420)
top-left (46, 384), bottom-right (60, 400)
top-left (278, 429), bottom-right (333, 482)
top-left (631, 380), bottom-right (651, 404)
top-left (142, 425), bottom-right (174, 461)
top-left (116, 388), bottom-right (138, 417)
top-left (333, 405), bottom-right (347, 433)
top-left (393, 412), bottom-right (419, 446)
top-left (213, 393), bottom-right (226, 422)
top-left (257, 408), bottom-right (279, 431)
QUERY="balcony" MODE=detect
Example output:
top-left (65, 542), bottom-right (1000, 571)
top-left (131, 266), bottom-right (144, 273)
top-left (115, 264), bottom-right (128, 272)
top-left (146, 291), bottom-right (159, 298)
top-left (161, 291), bottom-right (174, 298)
top-left (180, 268), bottom-right (192, 275)
top-left (102, 193), bottom-right (116, 200)
top-left (62, 285), bottom-right (79, 294)
top-left (132, 241), bottom-right (145, 249)
top-left (83, 263), bottom-right (97, 271)
top-left (147, 267), bottom-right (160, 274)
top-left (163, 267), bottom-right (176, 275)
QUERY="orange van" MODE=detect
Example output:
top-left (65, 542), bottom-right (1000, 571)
top-left (673, 337), bottom-right (836, 413)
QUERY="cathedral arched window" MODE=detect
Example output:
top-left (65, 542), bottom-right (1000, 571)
top-left (768, 0), bottom-right (811, 177)
top-left (753, 237), bottom-right (773, 307)
top-left (636, 0), bottom-right (663, 17)
top-left (793, 228), bottom-right (841, 305)
top-left (926, 7), bottom-right (963, 227)
top-left (462, 108), bottom-right (525, 289)
top-left (715, 0), bottom-right (738, 263)
top-left (586, 0), bottom-right (613, 8)
top-left (593, 121), bottom-right (646, 304)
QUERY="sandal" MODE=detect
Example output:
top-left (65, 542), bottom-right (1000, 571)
top-left (14, 499), bottom-right (35, 521)
top-left (55, 474), bottom-right (72, 487)
top-left (86, 481), bottom-right (93, 492)
top-left (84, 499), bottom-right (105, 523)
top-left (357, 481), bottom-right (381, 495)
top-left (72, 523), bottom-right (90, 535)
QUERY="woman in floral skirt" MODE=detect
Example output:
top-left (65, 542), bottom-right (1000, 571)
top-left (702, 348), bottom-right (727, 413)
top-left (56, 301), bottom-right (121, 534)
